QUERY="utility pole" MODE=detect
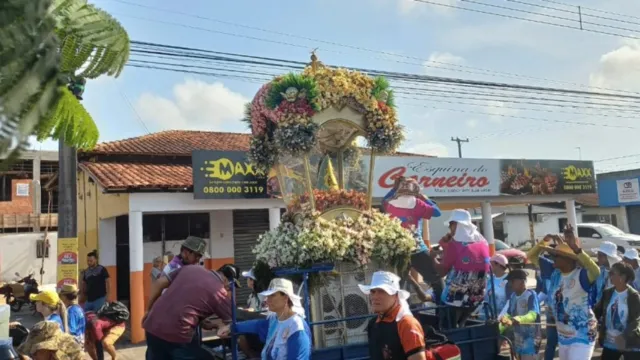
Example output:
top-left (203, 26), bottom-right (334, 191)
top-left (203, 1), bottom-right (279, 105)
top-left (451, 137), bottom-right (469, 158)
top-left (576, 147), bottom-right (582, 160)
top-left (58, 79), bottom-right (85, 244)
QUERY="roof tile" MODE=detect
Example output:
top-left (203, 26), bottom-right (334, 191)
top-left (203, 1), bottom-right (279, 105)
top-left (80, 162), bottom-right (192, 190)
top-left (86, 130), bottom-right (251, 156)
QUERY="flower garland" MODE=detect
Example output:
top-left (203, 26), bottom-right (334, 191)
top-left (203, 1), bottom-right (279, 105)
top-left (247, 65), bottom-right (404, 171)
top-left (289, 189), bottom-right (368, 213)
top-left (252, 209), bottom-right (415, 289)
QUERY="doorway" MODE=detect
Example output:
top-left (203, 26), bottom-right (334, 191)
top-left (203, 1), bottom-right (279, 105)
top-left (115, 215), bottom-right (129, 302)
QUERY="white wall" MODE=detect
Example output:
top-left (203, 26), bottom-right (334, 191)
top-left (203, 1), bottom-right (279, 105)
top-left (140, 210), bottom-right (235, 264)
top-left (428, 206), bottom-right (583, 247)
top-left (0, 233), bottom-right (58, 286)
top-left (582, 206), bottom-right (629, 232)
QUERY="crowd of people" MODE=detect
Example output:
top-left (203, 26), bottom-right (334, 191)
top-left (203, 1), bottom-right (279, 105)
top-left (11, 250), bottom-right (128, 360)
top-left (10, 194), bottom-right (640, 360)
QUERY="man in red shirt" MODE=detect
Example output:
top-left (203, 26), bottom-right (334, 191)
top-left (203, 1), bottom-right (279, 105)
top-left (143, 265), bottom-right (232, 359)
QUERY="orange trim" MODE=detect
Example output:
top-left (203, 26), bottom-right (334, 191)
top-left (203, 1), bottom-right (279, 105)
top-left (105, 265), bottom-right (117, 302)
top-left (130, 271), bottom-right (145, 344)
top-left (489, 243), bottom-right (496, 256)
top-left (143, 263), bottom-right (154, 309)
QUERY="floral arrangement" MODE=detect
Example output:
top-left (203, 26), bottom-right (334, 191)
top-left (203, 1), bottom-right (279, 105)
top-left (252, 208), bottom-right (416, 288)
top-left (289, 189), bottom-right (368, 213)
top-left (246, 61), bottom-right (404, 171)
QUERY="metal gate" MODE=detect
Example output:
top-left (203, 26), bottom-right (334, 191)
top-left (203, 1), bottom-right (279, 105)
top-left (233, 209), bottom-right (271, 302)
top-left (627, 206), bottom-right (640, 235)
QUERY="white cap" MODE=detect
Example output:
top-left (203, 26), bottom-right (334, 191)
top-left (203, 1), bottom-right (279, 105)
top-left (242, 269), bottom-right (256, 280)
top-left (624, 248), bottom-right (640, 262)
top-left (445, 209), bottom-right (474, 227)
top-left (357, 271), bottom-right (410, 300)
top-left (259, 278), bottom-right (305, 318)
top-left (591, 241), bottom-right (622, 265)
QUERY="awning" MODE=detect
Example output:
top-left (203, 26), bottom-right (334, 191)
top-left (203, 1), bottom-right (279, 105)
top-left (470, 212), bottom-right (504, 221)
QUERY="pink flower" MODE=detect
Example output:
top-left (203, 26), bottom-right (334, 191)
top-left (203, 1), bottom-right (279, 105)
top-left (250, 84), bottom-right (279, 135)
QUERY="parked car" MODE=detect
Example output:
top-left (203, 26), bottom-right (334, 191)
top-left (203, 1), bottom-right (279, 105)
top-left (577, 223), bottom-right (640, 253)
top-left (430, 239), bottom-right (528, 268)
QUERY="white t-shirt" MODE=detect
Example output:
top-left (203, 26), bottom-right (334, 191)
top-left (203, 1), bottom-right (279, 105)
top-left (262, 315), bottom-right (306, 360)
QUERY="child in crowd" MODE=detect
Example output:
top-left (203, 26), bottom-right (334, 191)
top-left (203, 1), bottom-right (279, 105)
top-left (500, 269), bottom-right (541, 360)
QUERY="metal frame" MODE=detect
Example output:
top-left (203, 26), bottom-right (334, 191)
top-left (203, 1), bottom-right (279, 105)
top-left (222, 263), bottom-right (513, 360)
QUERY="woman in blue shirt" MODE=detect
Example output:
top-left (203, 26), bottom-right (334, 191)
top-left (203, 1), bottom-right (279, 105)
top-left (59, 284), bottom-right (86, 345)
top-left (30, 289), bottom-right (68, 333)
top-left (594, 262), bottom-right (640, 360)
top-left (219, 278), bottom-right (311, 360)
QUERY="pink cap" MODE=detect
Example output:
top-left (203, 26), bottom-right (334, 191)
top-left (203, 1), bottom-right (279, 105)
top-left (490, 254), bottom-right (508, 267)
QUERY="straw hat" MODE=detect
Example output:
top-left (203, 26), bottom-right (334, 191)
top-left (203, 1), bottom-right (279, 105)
top-left (59, 284), bottom-right (79, 295)
top-left (541, 243), bottom-right (579, 261)
top-left (18, 321), bottom-right (83, 359)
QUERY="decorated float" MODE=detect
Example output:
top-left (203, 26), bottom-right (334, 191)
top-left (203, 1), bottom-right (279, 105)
top-left (217, 54), bottom-right (513, 360)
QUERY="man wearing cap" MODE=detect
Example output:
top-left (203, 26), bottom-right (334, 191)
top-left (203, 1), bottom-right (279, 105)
top-left (592, 241), bottom-right (623, 304)
top-left (623, 248), bottom-right (640, 290)
top-left (527, 226), bottom-right (600, 360)
top-left (143, 264), bottom-right (232, 359)
top-left (360, 271), bottom-right (427, 360)
top-left (163, 236), bottom-right (208, 276)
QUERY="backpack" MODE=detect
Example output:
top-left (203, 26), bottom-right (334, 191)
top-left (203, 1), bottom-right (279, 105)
top-left (424, 326), bottom-right (462, 360)
top-left (97, 301), bottom-right (130, 323)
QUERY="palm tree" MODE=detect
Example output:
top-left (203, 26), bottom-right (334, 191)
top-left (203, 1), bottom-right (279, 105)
top-left (1, 0), bottom-right (130, 237)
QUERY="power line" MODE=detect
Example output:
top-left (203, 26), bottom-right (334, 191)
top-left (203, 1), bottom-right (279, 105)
top-left (413, 0), bottom-right (640, 40)
top-left (106, 0), bottom-right (640, 95)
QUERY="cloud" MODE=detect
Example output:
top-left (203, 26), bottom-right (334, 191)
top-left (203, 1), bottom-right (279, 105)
top-left (589, 39), bottom-right (640, 91)
top-left (423, 51), bottom-right (465, 72)
top-left (405, 142), bottom-right (450, 157)
top-left (397, 0), bottom-right (458, 15)
top-left (466, 119), bottom-right (478, 128)
top-left (483, 100), bottom-right (519, 123)
top-left (136, 79), bottom-right (249, 132)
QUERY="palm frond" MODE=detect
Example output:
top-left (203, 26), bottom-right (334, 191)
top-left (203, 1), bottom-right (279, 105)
top-left (52, 0), bottom-right (130, 78)
top-left (0, 0), bottom-right (63, 160)
top-left (36, 87), bottom-right (99, 149)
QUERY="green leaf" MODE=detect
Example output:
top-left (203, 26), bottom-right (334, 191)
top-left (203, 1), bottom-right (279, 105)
top-left (0, 0), bottom-right (63, 160)
top-left (266, 73), bottom-right (320, 111)
top-left (36, 86), bottom-right (99, 149)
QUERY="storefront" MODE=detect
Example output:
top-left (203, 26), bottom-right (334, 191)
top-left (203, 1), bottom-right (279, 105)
top-left (76, 130), bottom-right (596, 343)
top-left (596, 169), bottom-right (640, 234)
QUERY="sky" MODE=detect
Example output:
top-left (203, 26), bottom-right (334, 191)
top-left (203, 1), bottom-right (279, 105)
top-left (32, 0), bottom-right (640, 173)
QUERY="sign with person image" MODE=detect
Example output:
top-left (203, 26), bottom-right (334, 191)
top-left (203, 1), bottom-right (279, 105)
top-left (499, 159), bottom-right (596, 195)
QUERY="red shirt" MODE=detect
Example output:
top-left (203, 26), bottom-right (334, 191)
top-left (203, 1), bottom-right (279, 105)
top-left (143, 265), bottom-right (232, 343)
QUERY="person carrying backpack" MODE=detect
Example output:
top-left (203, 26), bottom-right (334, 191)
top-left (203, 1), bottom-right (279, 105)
top-left (85, 302), bottom-right (129, 360)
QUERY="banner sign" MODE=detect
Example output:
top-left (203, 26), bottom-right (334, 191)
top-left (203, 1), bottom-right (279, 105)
top-left (192, 150), bottom-right (271, 199)
top-left (56, 237), bottom-right (78, 289)
top-left (617, 178), bottom-right (640, 203)
top-left (371, 157), bottom-right (501, 197)
top-left (499, 159), bottom-right (596, 195)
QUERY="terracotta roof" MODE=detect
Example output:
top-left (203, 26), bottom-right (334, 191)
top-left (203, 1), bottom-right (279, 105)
top-left (86, 130), bottom-right (251, 156)
top-left (576, 193), bottom-right (599, 207)
top-left (85, 130), bottom-right (433, 158)
top-left (80, 162), bottom-right (192, 190)
top-left (80, 130), bottom-right (435, 190)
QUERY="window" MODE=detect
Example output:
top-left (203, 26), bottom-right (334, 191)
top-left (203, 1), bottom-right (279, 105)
top-left (36, 239), bottom-right (50, 258)
top-left (0, 175), bottom-right (11, 202)
top-left (142, 213), bottom-right (210, 242)
top-left (577, 226), bottom-right (600, 239)
top-left (494, 240), bottom-right (510, 251)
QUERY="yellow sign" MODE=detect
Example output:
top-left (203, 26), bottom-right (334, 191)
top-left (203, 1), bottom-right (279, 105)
top-left (56, 237), bottom-right (78, 289)
top-left (562, 165), bottom-right (593, 181)
top-left (201, 158), bottom-right (265, 181)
